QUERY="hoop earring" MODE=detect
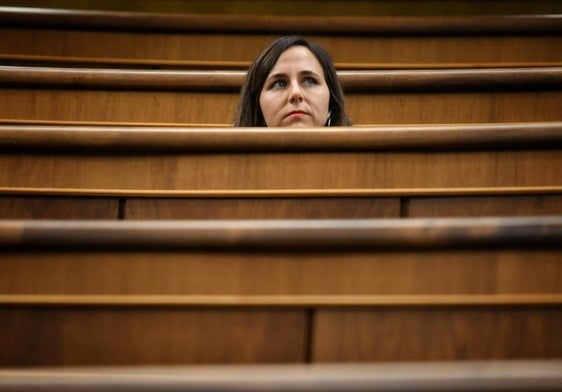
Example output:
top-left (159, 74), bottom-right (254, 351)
top-left (326, 111), bottom-right (332, 126)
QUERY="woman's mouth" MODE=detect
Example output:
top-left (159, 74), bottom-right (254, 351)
top-left (286, 110), bottom-right (308, 118)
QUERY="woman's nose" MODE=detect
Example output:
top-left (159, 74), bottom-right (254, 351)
top-left (288, 82), bottom-right (304, 103)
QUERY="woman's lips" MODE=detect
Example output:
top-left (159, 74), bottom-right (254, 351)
top-left (286, 110), bottom-right (308, 118)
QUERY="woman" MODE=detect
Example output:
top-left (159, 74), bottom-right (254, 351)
top-left (234, 36), bottom-right (352, 127)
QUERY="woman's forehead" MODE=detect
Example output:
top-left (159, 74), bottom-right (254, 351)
top-left (269, 46), bottom-right (324, 76)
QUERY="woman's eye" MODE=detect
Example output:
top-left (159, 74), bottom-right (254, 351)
top-left (271, 80), bottom-right (286, 89)
top-left (303, 77), bottom-right (317, 85)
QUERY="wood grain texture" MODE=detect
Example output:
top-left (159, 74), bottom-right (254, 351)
top-left (0, 361), bottom-right (561, 392)
top-left (2, 66), bottom-right (561, 91)
top-left (313, 307), bottom-right (562, 361)
top-left (1, 88), bottom-right (560, 125)
top-left (125, 197), bottom-right (400, 219)
top-left (1, 248), bottom-right (559, 295)
top-left (2, 10), bottom-right (562, 34)
top-left (1, 150), bottom-right (560, 191)
top-left (408, 195), bottom-right (562, 217)
top-left (0, 307), bottom-right (307, 366)
top-left (1, 217), bottom-right (558, 366)
top-left (2, 294), bottom-right (561, 307)
top-left (3, 54), bottom-right (562, 71)
top-left (1, 29), bottom-right (561, 65)
top-left (2, 0), bottom-right (562, 16)
top-left (2, 123), bottom-right (562, 151)
top-left (0, 196), bottom-right (119, 219)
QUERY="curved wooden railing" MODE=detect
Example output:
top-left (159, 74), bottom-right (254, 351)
top-left (0, 360), bottom-right (560, 392)
top-left (3, 54), bottom-right (562, 71)
top-left (1, 122), bottom-right (562, 152)
top-left (1, 65), bottom-right (561, 92)
top-left (2, 216), bottom-right (561, 250)
top-left (1, 8), bottom-right (561, 35)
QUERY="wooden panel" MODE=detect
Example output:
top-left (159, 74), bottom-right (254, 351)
top-left (2, 1), bottom-right (562, 16)
top-left (313, 307), bottom-right (562, 361)
top-left (1, 89), bottom-right (560, 125)
top-left (1, 29), bottom-right (561, 65)
top-left (346, 91), bottom-right (562, 125)
top-left (408, 195), bottom-right (562, 217)
top-left (0, 307), bottom-right (306, 366)
top-left (0, 196), bottom-right (119, 219)
top-left (125, 197), bottom-right (400, 219)
top-left (1, 218), bottom-right (558, 366)
top-left (1, 250), bottom-right (559, 296)
top-left (0, 89), bottom-right (236, 125)
top-left (1, 150), bottom-right (560, 191)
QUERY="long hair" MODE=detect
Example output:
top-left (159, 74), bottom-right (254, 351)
top-left (234, 36), bottom-right (351, 127)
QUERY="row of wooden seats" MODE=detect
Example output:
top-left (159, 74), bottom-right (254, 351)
top-left (1, 122), bottom-right (561, 220)
top-left (2, 125), bottom-right (560, 366)
top-left (1, 360), bottom-right (560, 391)
top-left (1, 217), bottom-right (560, 366)
top-left (1, 4), bottom-right (559, 381)
top-left (0, 7), bottom-right (561, 69)
top-left (0, 65), bottom-right (561, 125)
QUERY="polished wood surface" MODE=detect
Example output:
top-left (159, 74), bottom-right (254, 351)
top-left (409, 195), bottom-right (562, 217)
top-left (126, 195), bottom-right (562, 220)
top-left (1, 218), bottom-right (560, 295)
top-left (3, 294), bottom-right (560, 307)
top-left (125, 197), bottom-right (400, 220)
top-left (2, 66), bottom-right (561, 92)
top-left (0, 217), bottom-right (559, 365)
top-left (1, 66), bottom-right (560, 124)
top-left (2, 149), bottom-right (559, 191)
top-left (2, 30), bottom-right (560, 66)
top-left (0, 360), bottom-right (561, 391)
top-left (2, 187), bottom-right (560, 198)
top-left (2, 217), bottom-right (561, 250)
top-left (3, 189), bottom-right (561, 220)
top-left (2, 89), bottom-right (560, 125)
top-left (2, 124), bottom-right (560, 194)
top-left (2, 4), bottom-right (560, 369)
top-left (2, 9), bottom-right (561, 34)
top-left (2, 1), bottom-right (562, 16)
top-left (3, 54), bottom-right (562, 71)
top-left (3, 123), bottom-right (561, 151)
top-left (0, 196), bottom-right (119, 219)
top-left (1, 9), bottom-right (561, 67)
top-left (2, 3), bottom-right (560, 371)
top-left (0, 307), bottom-right (307, 366)
top-left (1, 249), bottom-right (560, 296)
top-left (313, 308), bottom-right (562, 361)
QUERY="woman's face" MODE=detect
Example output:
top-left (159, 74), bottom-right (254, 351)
top-left (259, 46), bottom-right (330, 127)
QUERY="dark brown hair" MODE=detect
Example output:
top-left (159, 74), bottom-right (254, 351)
top-left (234, 36), bottom-right (351, 127)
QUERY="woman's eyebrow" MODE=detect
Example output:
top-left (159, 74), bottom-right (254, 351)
top-left (299, 70), bottom-right (320, 76)
top-left (266, 72), bottom-right (287, 80)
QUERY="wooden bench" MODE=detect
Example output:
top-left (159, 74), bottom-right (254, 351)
top-left (1, 66), bottom-right (561, 124)
top-left (1, 122), bottom-right (561, 220)
top-left (0, 217), bottom-right (560, 365)
top-left (1, 8), bottom-right (561, 68)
